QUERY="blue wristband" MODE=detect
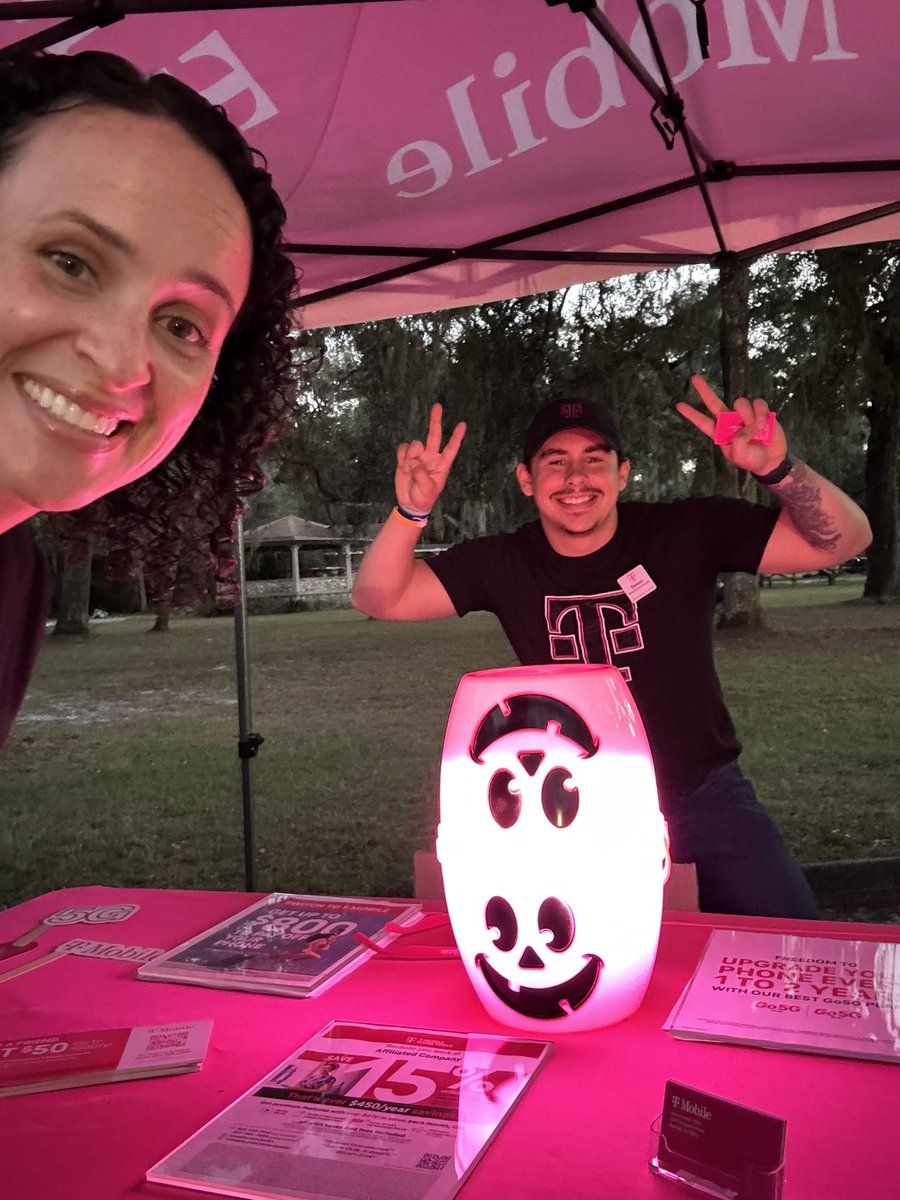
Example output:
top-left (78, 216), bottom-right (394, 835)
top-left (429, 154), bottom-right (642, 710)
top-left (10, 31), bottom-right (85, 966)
top-left (395, 502), bottom-right (430, 523)
top-left (752, 456), bottom-right (794, 487)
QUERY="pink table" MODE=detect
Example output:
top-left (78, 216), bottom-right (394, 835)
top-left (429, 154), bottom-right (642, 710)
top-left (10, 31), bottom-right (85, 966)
top-left (1, 886), bottom-right (897, 1199)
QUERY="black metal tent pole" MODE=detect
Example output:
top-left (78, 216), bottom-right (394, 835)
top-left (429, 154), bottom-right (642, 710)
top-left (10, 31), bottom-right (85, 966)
top-left (232, 512), bottom-right (262, 892)
top-left (0, 0), bottom-right (416, 17)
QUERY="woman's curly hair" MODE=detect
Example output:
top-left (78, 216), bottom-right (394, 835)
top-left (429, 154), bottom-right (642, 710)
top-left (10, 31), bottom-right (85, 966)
top-left (0, 49), bottom-right (298, 603)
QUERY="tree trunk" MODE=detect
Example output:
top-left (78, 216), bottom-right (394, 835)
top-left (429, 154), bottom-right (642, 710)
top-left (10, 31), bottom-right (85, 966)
top-left (53, 542), bottom-right (92, 637)
top-left (716, 255), bottom-right (764, 629)
top-left (862, 374), bottom-right (900, 599)
top-left (150, 602), bottom-right (171, 632)
top-left (137, 568), bottom-right (148, 613)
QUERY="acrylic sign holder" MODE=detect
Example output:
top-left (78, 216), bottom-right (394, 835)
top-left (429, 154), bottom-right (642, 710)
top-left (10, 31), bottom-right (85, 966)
top-left (648, 1117), bottom-right (785, 1200)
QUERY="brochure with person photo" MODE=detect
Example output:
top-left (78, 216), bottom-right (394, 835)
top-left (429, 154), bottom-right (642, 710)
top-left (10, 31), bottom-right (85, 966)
top-left (146, 1019), bottom-right (552, 1200)
top-left (137, 894), bottom-right (423, 998)
top-left (664, 927), bottom-right (900, 1064)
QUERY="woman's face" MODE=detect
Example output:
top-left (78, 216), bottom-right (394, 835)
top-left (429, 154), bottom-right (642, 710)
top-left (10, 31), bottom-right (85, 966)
top-left (0, 103), bottom-right (253, 527)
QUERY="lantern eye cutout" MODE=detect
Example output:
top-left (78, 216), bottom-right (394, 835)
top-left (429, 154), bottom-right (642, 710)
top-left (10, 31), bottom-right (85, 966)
top-left (488, 769), bottom-right (522, 828)
top-left (485, 896), bottom-right (518, 951)
top-left (541, 767), bottom-right (579, 828)
top-left (537, 896), bottom-right (575, 952)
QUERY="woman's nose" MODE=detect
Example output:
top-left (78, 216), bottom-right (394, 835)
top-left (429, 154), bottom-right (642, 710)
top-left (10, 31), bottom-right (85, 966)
top-left (75, 304), bottom-right (152, 393)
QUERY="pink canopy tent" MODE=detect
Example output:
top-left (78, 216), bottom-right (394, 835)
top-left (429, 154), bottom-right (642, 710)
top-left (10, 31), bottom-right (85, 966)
top-left (2, 0), bottom-right (899, 330)
top-left (4, 0), bottom-right (897, 888)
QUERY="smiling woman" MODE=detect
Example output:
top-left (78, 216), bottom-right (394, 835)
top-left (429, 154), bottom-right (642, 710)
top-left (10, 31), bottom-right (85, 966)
top-left (0, 49), bottom-right (297, 744)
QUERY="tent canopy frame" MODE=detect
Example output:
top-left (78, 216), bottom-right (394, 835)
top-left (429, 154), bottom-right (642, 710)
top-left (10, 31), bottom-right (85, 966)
top-left (2, 0), bottom-right (898, 318)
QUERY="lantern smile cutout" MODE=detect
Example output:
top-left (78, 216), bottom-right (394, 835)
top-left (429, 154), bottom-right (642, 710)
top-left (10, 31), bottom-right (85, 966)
top-left (437, 665), bottom-right (670, 1033)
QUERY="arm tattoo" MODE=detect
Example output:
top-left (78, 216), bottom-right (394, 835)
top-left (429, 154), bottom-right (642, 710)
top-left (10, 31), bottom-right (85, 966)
top-left (770, 460), bottom-right (840, 550)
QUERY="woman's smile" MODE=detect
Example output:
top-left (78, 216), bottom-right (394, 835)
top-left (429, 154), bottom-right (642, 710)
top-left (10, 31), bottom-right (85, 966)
top-left (0, 103), bottom-right (252, 530)
top-left (19, 375), bottom-right (125, 438)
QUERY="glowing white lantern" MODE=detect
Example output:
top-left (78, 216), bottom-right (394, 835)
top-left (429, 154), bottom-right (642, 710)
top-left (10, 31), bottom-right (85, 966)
top-left (436, 664), bottom-right (670, 1033)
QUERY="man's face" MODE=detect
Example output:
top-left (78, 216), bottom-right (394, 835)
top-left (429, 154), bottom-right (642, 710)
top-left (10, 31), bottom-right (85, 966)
top-left (516, 428), bottom-right (630, 555)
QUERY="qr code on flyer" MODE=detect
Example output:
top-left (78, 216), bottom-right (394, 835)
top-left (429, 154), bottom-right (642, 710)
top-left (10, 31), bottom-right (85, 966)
top-left (146, 1030), bottom-right (189, 1052)
top-left (415, 1153), bottom-right (451, 1172)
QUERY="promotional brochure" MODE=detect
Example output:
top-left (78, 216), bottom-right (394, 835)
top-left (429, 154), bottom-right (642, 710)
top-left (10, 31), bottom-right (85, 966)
top-left (147, 1019), bottom-right (552, 1200)
top-left (0, 1019), bottom-right (211, 1096)
top-left (665, 928), bottom-right (900, 1064)
top-left (137, 894), bottom-right (422, 998)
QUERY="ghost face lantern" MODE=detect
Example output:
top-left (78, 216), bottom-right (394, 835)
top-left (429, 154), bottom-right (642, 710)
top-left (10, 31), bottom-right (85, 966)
top-left (437, 665), bottom-right (670, 1033)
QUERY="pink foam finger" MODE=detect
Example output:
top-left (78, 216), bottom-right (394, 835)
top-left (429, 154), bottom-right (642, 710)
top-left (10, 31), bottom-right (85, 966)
top-left (714, 412), bottom-right (743, 445)
top-left (750, 412), bottom-right (777, 445)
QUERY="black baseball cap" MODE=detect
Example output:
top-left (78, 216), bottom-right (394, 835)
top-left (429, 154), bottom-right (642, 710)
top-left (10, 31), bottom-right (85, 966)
top-left (522, 398), bottom-right (623, 465)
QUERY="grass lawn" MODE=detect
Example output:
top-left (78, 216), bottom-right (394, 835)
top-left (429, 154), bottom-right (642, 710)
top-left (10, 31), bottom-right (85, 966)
top-left (1, 577), bottom-right (897, 909)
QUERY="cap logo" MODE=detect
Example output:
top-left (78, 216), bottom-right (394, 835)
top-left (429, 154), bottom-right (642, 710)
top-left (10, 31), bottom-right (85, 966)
top-left (560, 402), bottom-right (584, 419)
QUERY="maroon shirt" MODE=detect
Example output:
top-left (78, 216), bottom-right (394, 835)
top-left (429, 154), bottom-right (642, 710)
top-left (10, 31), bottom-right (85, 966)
top-left (0, 526), bottom-right (51, 748)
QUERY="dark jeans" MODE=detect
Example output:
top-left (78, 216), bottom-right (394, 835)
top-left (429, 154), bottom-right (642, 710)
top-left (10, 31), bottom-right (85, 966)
top-left (662, 762), bottom-right (820, 920)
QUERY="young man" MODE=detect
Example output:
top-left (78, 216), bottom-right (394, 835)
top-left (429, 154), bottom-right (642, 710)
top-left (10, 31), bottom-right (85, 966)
top-left (352, 379), bottom-right (871, 917)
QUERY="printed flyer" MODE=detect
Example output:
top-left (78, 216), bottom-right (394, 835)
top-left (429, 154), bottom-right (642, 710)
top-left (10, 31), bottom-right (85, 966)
top-left (665, 928), bottom-right (900, 1063)
top-left (138, 894), bottom-right (422, 998)
top-left (147, 1020), bottom-right (551, 1200)
top-left (0, 1019), bottom-right (211, 1096)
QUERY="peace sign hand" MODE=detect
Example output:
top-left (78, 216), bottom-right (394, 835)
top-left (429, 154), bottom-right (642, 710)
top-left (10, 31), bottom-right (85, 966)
top-left (677, 375), bottom-right (788, 476)
top-left (395, 403), bottom-right (467, 514)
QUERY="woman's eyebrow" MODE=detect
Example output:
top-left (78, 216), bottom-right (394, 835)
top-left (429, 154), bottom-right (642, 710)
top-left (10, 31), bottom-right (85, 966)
top-left (50, 208), bottom-right (135, 255)
top-left (47, 207), bottom-right (237, 313)
top-left (182, 270), bottom-right (237, 315)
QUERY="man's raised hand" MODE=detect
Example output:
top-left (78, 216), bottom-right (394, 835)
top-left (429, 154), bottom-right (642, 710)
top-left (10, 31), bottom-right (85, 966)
top-left (395, 403), bottom-right (467, 515)
top-left (677, 375), bottom-right (788, 477)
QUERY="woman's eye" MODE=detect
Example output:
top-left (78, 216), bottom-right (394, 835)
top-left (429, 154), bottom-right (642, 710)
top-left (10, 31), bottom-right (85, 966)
top-left (161, 315), bottom-right (207, 347)
top-left (46, 250), bottom-right (90, 280)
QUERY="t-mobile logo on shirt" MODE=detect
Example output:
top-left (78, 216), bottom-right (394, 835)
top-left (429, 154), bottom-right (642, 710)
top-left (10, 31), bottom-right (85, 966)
top-left (545, 591), bottom-right (644, 681)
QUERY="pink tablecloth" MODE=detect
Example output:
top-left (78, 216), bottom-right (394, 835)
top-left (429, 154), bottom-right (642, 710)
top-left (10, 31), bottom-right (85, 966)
top-left (0, 886), bottom-right (897, 1199)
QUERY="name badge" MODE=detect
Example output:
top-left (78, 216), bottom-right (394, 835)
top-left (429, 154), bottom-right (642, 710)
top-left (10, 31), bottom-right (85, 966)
top-left (617, 564), bottom-right (656, 602)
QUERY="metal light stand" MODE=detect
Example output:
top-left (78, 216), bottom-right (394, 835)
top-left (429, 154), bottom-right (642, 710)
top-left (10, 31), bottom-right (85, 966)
top-left (233, 512), bottom-right (263, 891)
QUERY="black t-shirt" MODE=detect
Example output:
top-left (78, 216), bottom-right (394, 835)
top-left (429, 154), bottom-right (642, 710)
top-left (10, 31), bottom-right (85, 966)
top-left (428, 498), bottom-right (779, 794)
top-left (0, 526), bottom-right (51, 748)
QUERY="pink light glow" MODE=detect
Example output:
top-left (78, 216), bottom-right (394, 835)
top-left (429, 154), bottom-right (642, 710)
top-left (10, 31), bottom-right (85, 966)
top-left (437, 664), bottom-right (670, 1033)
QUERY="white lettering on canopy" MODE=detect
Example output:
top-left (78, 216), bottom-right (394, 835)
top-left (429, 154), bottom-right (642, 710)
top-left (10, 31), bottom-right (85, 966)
top-left (544, 19), bottom-right (626, 129)
top-left (388, 2), bottom-right (857, 199)
top-left (387, 140), bottom-right (454, 199)
top-left (719, 0), bottom-right (857, 66)
top-left (42, 25), bottom-right (278, 134)
top-left (176, 31), bottom-right (278, 131)
top-left (629, 0), bottom-right (708, 85)
top-left (45, 27), bottom-right (96, 55)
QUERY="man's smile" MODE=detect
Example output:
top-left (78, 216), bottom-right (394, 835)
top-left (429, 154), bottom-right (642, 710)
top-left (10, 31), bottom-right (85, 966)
top-left (554, 489), bottom-right (601, 507)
